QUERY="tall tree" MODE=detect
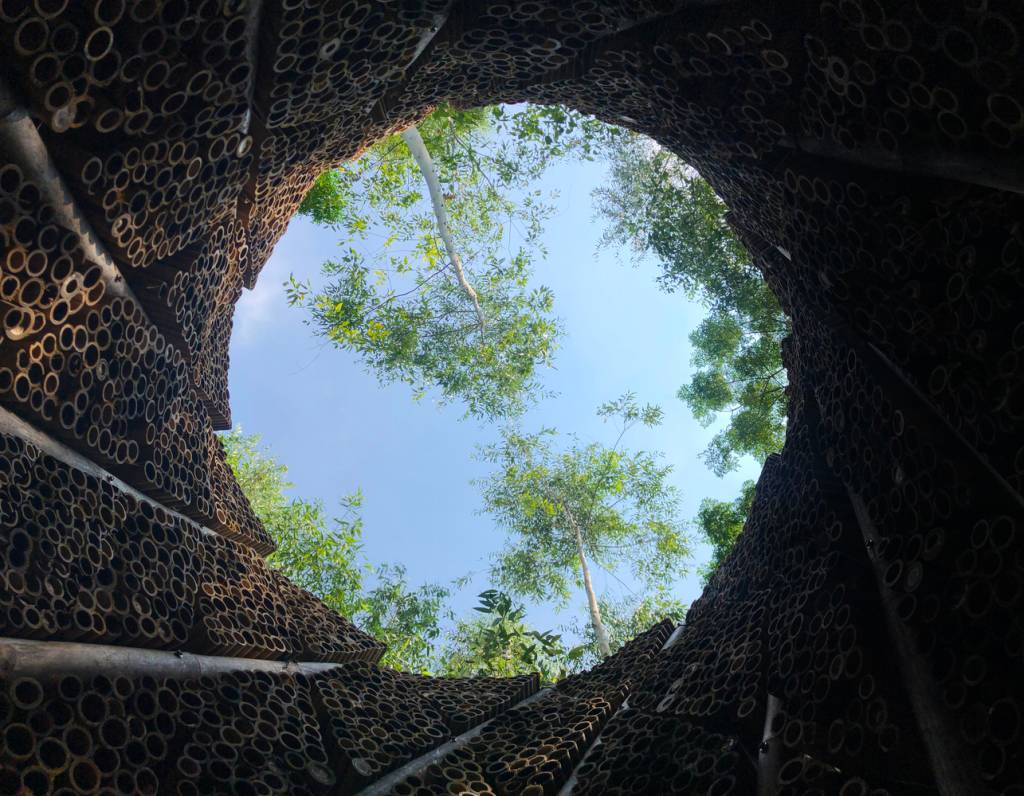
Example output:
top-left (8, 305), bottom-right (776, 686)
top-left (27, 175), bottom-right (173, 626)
top-left (594, 137), bottom-right (789, 476)
top-left (476, 393), bottom-right (690, 658)
top-left (220, 429), bottom-right (449, 673)
top-left (290, 104), bottom-right (620, 421)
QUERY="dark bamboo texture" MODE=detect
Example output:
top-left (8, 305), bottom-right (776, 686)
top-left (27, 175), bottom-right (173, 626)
top-left (0, 0), bottom-right (1021, 794)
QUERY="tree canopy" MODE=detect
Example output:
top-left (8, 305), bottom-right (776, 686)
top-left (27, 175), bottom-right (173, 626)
top-left (595, 137), bottom-right (789, 476)
top-left (221, 428), bottom-right (577, 676)
top-left (357, 563), bottom-right (451, 674)
top-left (266, 107), bottom-right (788, 669)
top-left (290, 104), bottom-right (621, 420)
top-left (476, 393), bottom-right (690, 657)
top-left (694, 480), bottom-right (756, 584)
top-left (679, 311), bottom-right (788, 476)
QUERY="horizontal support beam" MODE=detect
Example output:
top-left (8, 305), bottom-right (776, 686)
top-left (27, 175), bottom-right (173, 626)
top-left (0, 404), bottom-right (222, 543)
top-left (0, 637), bottom-right (342, 681)
top-left (797, 136), bottom-right (1024, 198)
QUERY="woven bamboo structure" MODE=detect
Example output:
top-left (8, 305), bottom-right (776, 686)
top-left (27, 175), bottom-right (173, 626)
top-left (0, 1), bottom-right (1021, 793)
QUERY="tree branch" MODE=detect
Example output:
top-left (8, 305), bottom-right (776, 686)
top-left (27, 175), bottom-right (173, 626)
top-left (400, 126), bottom-right (487, 333)
top-left (360, 262), bottom-right (453, 319)
top-left (592, 557), bottom-right (639, 599)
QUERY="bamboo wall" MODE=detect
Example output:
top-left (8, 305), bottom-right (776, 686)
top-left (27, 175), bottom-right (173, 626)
top-left (0, 2), bottom-right (1021, 794)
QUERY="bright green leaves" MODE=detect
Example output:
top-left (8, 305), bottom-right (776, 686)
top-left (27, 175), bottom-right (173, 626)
top-left (593, 133), bottom-right (786, 578)
top-left (678, 317), bottom-right (788, 477)
top-left (358, 564), bottom-right (452, 674)
top-left (296, 168), bottom-right (358, 227)
top-left (695, 480), bottom-right (756, 583)
top-left (222, 422), bottom-right (684, 675)
top-left (596, 391), bottom-right (665, 433)
top-left (475, 395), bottom-right (690, 622)
top-left (290, 103), bottom-right (625, 421)
top-left (689, 313), bottom-right (744, 367)
top-left (595, 142), bottom-right (749, 304)
top-left (281, 102), bottom-right (790, 664)
top-left (220, 428), bottom-right (370, 618)
top-left (595, 136), bottom-right (790, 478)
top-left (441, 589), bottom-right (568, 683)
top-left (678, 371), bottom-right (733, 424)
top-left (487, 103), bottom-right (625, 173)
top-left (593, 131), bottom-right (786, 581)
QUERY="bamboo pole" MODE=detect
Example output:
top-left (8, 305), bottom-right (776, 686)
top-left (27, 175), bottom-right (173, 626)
top-left (0, 637), bottom-right (341, 680)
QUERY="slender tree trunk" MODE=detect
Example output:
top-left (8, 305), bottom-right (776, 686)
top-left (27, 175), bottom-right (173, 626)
top-left (566, 508), bottom-right (612, 658)
top-left (400, 126), bottom-right (486, 332)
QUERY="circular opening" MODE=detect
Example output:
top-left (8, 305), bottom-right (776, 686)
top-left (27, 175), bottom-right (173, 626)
top-left (4, 723), bottom-right (34, 759)
top-left (0, 14), bottom-right (1017, 796)
top-left (99, 716), bottom-right (128, 748)
top-left (69, 759), bottom-right (100, 794)
top-left (14, 17), bottom-right (47, 54)
top-left (84, 26), bottom-right (113, 61)
top-left (36, 736), bottom-right (69, 772)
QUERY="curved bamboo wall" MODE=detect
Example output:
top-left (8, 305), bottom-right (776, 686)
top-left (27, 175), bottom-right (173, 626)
top-left (0, 2), bottom-right (1021, 794)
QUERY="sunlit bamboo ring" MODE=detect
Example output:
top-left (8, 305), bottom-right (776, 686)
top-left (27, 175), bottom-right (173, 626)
top-left (4, 307), bottom-right (35, 341)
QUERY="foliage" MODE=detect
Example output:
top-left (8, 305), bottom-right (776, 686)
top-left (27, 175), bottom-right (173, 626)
top-left (359, 563), bottom-right (451, 674)
top-left (220, 426), bottom-right (308, 533)
top-left (476, 393), bottom-right (690, 638)
top-left (297, 168), bottom-right (357, 227)
top-left (291, 103), bottom-right (622, 421)
top-left (594, 137), bottom-right (761, 312)
top-left (562, 590), bottom-right (687, 670)
top-left (220, 429), bottom-right (448, 673)
top-left (678, 312), bottom-right (788, 476)
top-left (440, 590), bottom-right (569, 683)
top-left (266, 493), bottom-right (369, 619)
top-left (287, 247), bottom-right (558, 421)
top-left (297, 105), bottom-right (618, 226)
top-left (488, 104), bottom-right (621, 169)
top-left (695, 480), bottom-right (756, 584)
top-left (595, 137), bottom-right (789, 476)
top-left (221, 428), bottom-right (367, 616)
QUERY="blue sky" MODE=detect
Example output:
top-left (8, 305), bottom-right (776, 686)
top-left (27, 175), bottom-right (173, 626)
top-left (227, 149), bottom-right (763, 644)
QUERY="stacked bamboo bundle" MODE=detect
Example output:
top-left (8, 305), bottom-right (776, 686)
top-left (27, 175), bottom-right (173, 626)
top-left (0, 1), bottom-right (1020, 793)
